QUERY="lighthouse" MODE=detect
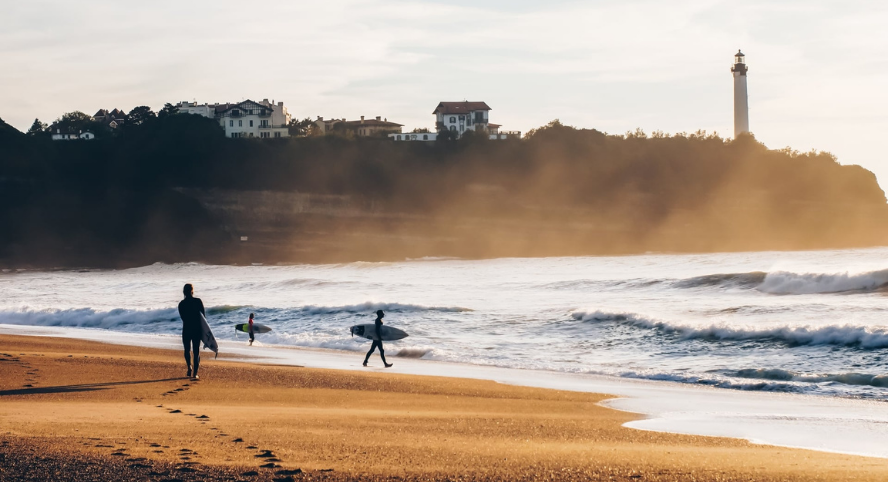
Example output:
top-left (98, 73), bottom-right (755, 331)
top-left (731, 50), bottom-right (749, 137)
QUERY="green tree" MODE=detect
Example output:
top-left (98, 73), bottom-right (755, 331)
top-left (287, 117), bottom-right (315, 137)
top-left (54, 111), bottom-right (94, 132)
top-left (27, 118), bottom-right (48, 136)
top-left (158, 103), bottom-right (179, 119)
top-left (127, 106), bottom-right (156, 126)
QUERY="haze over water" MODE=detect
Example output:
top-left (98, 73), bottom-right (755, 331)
top-left (3, 248), bottom-right (888, 400)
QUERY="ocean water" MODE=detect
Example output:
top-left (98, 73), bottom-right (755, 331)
top-left (2, 248), bottom-right (888, 401)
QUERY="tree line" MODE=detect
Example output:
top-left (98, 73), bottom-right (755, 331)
top-left (0, 114), bottom-right (886, 267)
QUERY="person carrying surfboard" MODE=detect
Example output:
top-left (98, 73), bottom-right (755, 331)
top-left (363, 310), bottom-right (393, 368)
top-left (248, 312), bottom-right (255, 346)
top-left (177, 283), bottom-right (205, 380)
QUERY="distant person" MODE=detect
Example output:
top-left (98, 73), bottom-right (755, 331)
top-left (177, 283), bottom-right (205, 379)
top-left (248, 312), bottom-right (255, 346)
top-left (363, 309), bottom-right (393, 368)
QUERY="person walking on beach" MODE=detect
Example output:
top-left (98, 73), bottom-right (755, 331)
top-left (178, 283), bottom-right (205, 379)
top-left (248, 312), bottom-right (255, 346)
top-left (363, 309), bottom-right (393, 368)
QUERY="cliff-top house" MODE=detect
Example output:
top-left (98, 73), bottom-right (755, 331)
top-left (176, 99), bottom-right (290, 139)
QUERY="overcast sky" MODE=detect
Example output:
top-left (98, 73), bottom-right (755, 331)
top-left (3, 0), bottom-right (888, 190)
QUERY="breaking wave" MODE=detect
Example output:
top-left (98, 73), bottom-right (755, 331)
top-left (672, 268), bottom-right (888, 294)
top-left (756, 269), bottom-right (888, 294)
top-left (730, 368), bottom-right (888, 388)
top-left (572, 310), bottom-right (888, 349)
top-left (288, 302), bottom-right (471, 315)
top-left (0, 307), bottom-right (180, 330)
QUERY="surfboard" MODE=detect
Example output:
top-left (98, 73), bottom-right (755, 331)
top-left (235, 323), bottom-right (272, 334)
top-left (350, 324), bottom-right (409, 341)
top-left (200, 313), bottom-right (218, 358)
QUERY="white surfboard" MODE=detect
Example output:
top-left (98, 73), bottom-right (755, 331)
top-left (350, 324), bottom-right (408, 341)
top-left (200, 313), bottom-right (219, 358)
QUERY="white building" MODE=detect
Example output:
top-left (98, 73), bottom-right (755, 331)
top-left (390, 101), bottom-right (520, 141)
top-left (434, 101), bottom-right (491, 137)
top-left (176, 101), bottom-right (215, 118)
top-left (51, 127), bottom-right (95, 141)
top-left (731, 50), bottom-right (750, 138)
top-left (176, 99), bottom-right (291, 139)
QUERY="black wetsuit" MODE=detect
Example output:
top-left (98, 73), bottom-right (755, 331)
top-left (177, 296), bottom-right (205, 376)
top-left (363, 316), bottom-right (389, 365)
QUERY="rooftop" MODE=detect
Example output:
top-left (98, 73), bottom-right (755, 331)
top-left (433, 101), bottom-right (491, 115)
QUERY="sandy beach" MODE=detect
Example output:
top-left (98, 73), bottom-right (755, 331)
top-left (0, 335), bottom-right (886, 481)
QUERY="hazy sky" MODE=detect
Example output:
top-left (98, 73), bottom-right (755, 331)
top-left (3, 1), bottom-right (888, 190)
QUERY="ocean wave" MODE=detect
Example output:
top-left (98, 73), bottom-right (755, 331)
top-left (572, 310), bottom-right (888, 349)
top-left (731, 368), bottom-right (888, 388)
top-left (617, 370), bottom-right (807, 393)
top-left (671, 268), bottom-right (888, 294)
top-left (289, 302), bottom-right (471, 315)
top-left (0, 307), bottom-right (180, 330)
top-left (757, 269), bottom-right (888, 294)
top-left (673, 272), bottom-right (767, 289)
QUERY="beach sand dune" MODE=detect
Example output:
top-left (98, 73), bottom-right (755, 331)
top-left (1, 335), bottom-right (887, 481)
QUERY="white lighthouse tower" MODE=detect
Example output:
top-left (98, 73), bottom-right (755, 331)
top-left (731, 50), bottom-right (750, 137)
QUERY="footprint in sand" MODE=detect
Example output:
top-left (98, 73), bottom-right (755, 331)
top-left (168, 409), bottom-right (182, 414)
top-left (232, 438), bottom-right (244, 443)
top-left (277, 469), bottom-right (304, 475)
top-left (149, 443), bottom-right (162, 448)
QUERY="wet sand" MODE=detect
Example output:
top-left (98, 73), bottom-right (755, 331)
top-left (1, 335), bottom-right (887, 481)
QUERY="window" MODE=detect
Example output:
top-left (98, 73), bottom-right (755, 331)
top-left (459, 115), bottom-right (465, 121)
top-left (396, 135), bottom-right (401, 140)
top-left (239, 120), bottom-right (242, 127)
top-left (229, 120), bottom-right (233, 127)
top-left (249, 120), bottom-right (253, 127)
top-left (249, 132), bottom-right (253, 137)
top-left (411, 135), bottom-right (417, 140)
top-left (423, 134), bottom-right (428, 140)
top-left (474, 112), bottom-right (485, 123)
top-left (450, 117), bottom-right (456, 123)
top-left (274, 132), bottom-right (281, 138)
top-left (449, 126), bottom-right (456, 131)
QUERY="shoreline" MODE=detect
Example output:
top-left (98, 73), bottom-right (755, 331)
top-left (4, 334), bottom-right (888, 481)
top-left (5, 324), bottom-right (888, 460)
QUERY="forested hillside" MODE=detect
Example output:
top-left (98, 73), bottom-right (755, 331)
top-left (1, 115), bottom-right (886, 267)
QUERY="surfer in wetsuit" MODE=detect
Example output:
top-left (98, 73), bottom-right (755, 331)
top-left (248, 312), bottom-right (255, 346)
top-left (363, 309), bottom-right (393, 368)
top-left (177, 283), bottom-right (205, 379)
